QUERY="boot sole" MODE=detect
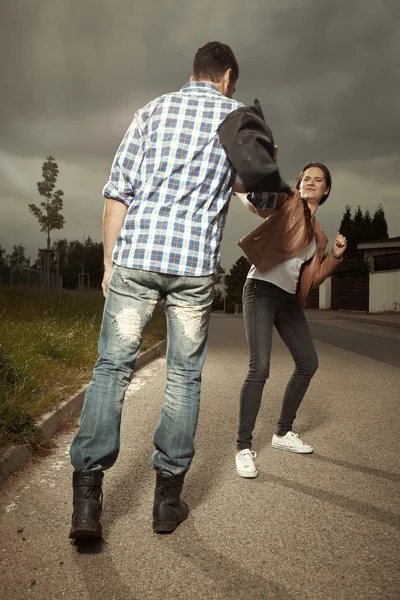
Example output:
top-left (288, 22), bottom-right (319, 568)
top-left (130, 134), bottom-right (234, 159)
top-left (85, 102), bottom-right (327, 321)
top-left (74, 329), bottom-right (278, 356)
top-left (69, 523), bottom-right (102, 540)
top-left (153, 511), bottom-right (188, 534)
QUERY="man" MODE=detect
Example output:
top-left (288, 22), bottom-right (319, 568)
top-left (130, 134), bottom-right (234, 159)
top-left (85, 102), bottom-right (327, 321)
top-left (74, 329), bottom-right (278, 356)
top-left (69, 41), bottom-right (290, 539)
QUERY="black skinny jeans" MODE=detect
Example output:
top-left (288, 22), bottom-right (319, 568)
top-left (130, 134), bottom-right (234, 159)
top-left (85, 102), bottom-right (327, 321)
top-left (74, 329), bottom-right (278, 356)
top-left (237, 279), bottom-right (319, 450)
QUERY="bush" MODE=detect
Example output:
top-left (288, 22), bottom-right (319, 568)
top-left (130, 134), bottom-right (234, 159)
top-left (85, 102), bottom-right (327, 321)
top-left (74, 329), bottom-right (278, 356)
top-left (212, 289), bottom-right (224, 311)
top-left (0, 287), bottom-right (166, 447)
top-left (332, 258), bottom-right (370, 278)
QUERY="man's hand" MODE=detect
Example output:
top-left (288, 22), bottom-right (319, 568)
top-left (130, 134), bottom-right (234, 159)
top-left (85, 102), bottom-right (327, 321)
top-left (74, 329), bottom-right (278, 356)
top-left (333, 232), bottom-right (347, 259)
top-left (102, 263), bottom-right (113, 298)
top-left (101, 198), bottom-right (128, 298)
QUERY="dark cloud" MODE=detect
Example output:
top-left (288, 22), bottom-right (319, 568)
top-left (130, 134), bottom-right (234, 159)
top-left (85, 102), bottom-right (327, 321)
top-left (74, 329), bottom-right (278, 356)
top-left (0, 0), bottom-right (399, 266)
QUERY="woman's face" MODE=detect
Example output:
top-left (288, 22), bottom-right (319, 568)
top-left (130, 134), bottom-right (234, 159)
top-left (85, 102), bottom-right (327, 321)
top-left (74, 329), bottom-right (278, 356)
top-left (299, 167), bottom-right (330, 206)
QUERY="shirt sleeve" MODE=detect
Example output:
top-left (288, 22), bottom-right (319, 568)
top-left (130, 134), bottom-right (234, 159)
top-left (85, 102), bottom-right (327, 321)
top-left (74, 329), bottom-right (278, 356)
top-left (102, 112), bottom-right (144, 206)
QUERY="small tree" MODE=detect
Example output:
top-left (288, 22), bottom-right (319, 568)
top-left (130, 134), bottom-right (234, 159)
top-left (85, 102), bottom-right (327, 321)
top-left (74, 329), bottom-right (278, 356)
top-left (7, 244), bottom-right (30, 270)
top-left (29, 156), bottom-right (65, 250)
top-left (353, 206), bottom-right (364, 255)
top-left (215, 264), bottom-right (226, 284)
top-left (336, 202), bottom-right (389, 277)
top-left (371, 204), bottom-right (389, 240)
top-left (339, 205), bottom-right (356, 258)
top-left (225, 256), bottom-right (250, 305)
top-left (0, 244), bottom-right (8, 270)
top-left (212, 289), bottom-right (224, 311)
top-left (51, 237), bottom-right (104, 289)
top-left (363, 210), bottom-right (373, 242)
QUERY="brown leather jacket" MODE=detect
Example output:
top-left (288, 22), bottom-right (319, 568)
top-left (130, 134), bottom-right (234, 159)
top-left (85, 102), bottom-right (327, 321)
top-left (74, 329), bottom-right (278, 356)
top-left (237, 191), bottom-right (342, 307)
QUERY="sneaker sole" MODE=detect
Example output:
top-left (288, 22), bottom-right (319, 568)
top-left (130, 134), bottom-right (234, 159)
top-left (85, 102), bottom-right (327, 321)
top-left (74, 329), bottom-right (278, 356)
top-left (271, 443), bottom-right (313, 454)
top-left (236, 468), bottom-right (258, 478)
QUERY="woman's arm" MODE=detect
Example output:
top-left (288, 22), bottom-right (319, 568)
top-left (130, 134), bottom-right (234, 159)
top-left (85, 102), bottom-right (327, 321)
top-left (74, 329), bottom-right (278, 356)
top-left (311, 251), bottom-right (342, 289)
top-left (311, 233), bottom-right (346, 288)
top-left (234, 192), bottom-right (273, 217)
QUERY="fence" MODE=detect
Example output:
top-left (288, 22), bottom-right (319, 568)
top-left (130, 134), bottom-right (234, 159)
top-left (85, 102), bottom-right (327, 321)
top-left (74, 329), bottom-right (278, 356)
top-left (317, 271), bottom-right (400, 313)
top-left (0, 267), bottom-right (40, 287)
top-left (0, 267), bottom-right (61, 289)
top-left (331, 275), bottom-right (369, 312)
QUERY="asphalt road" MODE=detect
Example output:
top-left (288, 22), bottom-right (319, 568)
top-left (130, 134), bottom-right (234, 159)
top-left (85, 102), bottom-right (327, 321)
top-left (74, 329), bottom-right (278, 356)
top-left (307, 316), bottom-right (400, 368)
top-left (1, 315), bottom-right (399, 600)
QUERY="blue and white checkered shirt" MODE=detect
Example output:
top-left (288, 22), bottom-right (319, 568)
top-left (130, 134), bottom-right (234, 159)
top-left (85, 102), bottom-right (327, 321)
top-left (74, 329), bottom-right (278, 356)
top-left (103, 82), bottom-right (242, 276)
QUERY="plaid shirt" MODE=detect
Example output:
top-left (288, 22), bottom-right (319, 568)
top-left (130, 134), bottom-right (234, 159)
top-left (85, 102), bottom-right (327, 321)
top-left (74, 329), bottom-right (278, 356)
top-left (103, 82), bottom-right (242, 276)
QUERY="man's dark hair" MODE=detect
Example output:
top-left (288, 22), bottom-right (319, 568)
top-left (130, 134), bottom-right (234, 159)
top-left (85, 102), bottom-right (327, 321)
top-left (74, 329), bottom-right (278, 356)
top-left (193, 41), bottom-right (239, 84)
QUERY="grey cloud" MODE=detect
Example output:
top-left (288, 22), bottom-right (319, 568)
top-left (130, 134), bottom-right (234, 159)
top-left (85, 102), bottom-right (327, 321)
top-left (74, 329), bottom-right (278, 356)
top-left (1, 0), bottom-right (399, 167)
top-left (0, 0), bottom-right (399, 263)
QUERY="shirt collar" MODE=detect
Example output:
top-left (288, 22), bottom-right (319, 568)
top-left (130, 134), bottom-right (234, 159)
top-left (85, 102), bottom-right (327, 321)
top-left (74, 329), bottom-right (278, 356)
top-left (181, 81), bottom-right (223, 97)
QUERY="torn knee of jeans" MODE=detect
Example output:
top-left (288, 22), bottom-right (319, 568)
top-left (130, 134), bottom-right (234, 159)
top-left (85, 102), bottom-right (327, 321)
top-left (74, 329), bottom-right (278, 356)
top-left (174, 304), bottom-right (205, 343)
top-left (115, 306), bottom-right (142, 343)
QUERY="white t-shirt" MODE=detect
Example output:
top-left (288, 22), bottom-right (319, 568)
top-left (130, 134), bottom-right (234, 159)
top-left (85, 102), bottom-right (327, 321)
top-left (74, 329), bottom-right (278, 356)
top-left (247, 237), bottom-right (317, 294)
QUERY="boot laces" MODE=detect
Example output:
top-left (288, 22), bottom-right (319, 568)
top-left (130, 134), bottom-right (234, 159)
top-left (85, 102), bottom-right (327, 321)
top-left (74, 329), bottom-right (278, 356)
top-left (84, 483), bottom-right (103, 503)
top-left (158, 479), bottom-right (169, 494)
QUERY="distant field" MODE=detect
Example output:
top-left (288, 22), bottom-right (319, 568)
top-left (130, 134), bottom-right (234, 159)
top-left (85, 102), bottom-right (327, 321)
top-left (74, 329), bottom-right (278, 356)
top-left (0, 287), bottom-right (166, 448)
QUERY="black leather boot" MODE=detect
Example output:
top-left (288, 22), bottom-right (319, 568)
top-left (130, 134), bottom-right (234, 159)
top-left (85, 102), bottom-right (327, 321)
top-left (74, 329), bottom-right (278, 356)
top-left (153, 471), bottom-right (188, 533)
top-left (69, 469), bottom-right (104, 539)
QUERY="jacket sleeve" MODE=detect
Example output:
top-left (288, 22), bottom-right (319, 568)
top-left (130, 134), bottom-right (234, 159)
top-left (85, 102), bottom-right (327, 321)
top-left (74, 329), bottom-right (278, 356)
top-left (218, 100), bottom-right (292, 199)
top-left (311, 251), bottom-right (342, 288)
top-left (234, 190), bottom-right (289, 217)
top-left (247, 191), bottom-right (290, 213)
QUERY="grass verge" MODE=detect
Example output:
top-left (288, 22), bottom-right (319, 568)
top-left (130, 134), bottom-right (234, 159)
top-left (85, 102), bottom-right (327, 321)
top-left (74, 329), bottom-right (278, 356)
top-left (0, 287), bottom-right (166, 448)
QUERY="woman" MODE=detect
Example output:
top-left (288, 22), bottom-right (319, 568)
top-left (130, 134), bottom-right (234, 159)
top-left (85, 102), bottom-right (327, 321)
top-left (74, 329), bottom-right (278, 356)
top-left (234, 162), bottom-right (347, 478)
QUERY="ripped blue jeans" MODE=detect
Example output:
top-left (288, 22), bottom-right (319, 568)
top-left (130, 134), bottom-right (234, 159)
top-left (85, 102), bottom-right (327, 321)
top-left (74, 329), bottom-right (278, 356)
top-left (70, 265), bottom-right (214, 475)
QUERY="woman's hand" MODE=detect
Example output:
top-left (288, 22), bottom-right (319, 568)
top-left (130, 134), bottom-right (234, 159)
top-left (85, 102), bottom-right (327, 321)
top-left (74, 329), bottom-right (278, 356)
top-left (333, 232), bottom-right (347, 259)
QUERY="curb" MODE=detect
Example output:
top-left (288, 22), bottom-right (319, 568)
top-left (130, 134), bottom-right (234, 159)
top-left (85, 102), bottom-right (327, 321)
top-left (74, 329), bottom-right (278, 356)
top-left (331, 315), bottom-right (400, 330)
top-left (0, 339), bottom-right (166, 488)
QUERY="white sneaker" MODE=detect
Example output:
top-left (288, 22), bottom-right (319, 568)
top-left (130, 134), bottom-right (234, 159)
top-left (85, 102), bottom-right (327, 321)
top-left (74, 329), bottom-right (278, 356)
top-left (235, 449), bottom-right (258, 478)
top-left (271, 431), bottom-right (314, 454)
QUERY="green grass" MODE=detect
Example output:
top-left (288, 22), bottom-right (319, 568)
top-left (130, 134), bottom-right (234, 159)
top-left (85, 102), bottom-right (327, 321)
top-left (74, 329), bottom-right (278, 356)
top-left (0, 287), bottom-right (167, 448)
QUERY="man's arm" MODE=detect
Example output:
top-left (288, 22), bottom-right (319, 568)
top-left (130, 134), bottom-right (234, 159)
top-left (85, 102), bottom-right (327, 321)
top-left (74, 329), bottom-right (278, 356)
top-left (218, 102), bottom-right (292, 197)
top-left (102, 198), bottom-right (128, 297)
top-left (101, 112), bottom-right (145, 297)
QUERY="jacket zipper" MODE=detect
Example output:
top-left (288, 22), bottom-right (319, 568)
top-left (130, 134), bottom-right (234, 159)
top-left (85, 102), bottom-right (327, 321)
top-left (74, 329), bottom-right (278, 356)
top-left (253, 231), bottom-right (275, 241)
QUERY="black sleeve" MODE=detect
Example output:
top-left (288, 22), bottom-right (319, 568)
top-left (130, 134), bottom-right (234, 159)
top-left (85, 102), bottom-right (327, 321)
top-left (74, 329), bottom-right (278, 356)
top-left (218, 99), bottom-right (291, 195)
top-left (247, 191), bottom-right (278, 210)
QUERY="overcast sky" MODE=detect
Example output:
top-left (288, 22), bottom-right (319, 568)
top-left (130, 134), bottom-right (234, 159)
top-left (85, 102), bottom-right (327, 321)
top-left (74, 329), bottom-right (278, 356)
top-left (1, 0), bottom-right (399, 271)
